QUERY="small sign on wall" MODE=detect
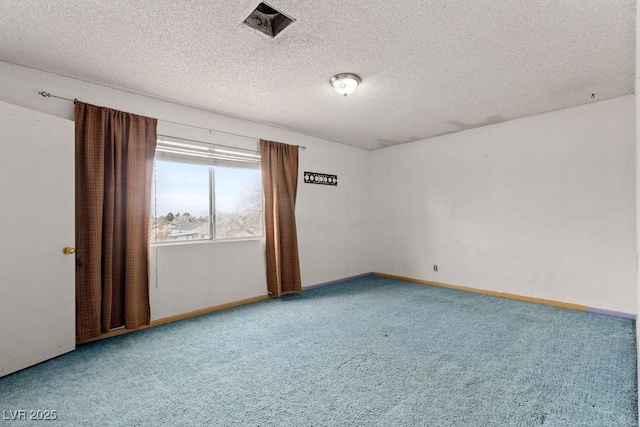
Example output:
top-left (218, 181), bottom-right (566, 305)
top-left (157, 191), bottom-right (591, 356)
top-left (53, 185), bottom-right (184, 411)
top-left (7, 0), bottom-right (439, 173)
top-left (304, 171), bottom-right (337, 186)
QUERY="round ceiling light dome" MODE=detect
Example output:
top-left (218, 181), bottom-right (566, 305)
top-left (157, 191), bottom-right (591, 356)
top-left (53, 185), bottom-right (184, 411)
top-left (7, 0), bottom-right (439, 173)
top-left (330, 73), bottom-right (361, 97)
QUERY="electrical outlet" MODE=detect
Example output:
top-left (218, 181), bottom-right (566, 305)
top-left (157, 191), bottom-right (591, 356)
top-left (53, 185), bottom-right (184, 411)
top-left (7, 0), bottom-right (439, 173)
top-left (433, 265), bottom-right (438, 272)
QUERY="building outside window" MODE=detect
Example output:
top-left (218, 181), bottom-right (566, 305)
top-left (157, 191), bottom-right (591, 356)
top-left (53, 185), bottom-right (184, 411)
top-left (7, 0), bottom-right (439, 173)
top-left (151, 136), bottom-right (263, 243)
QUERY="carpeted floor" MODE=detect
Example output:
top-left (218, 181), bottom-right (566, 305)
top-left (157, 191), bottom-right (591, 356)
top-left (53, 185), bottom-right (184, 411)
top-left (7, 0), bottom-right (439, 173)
top-left (0, 276), bottom-right (637, 426)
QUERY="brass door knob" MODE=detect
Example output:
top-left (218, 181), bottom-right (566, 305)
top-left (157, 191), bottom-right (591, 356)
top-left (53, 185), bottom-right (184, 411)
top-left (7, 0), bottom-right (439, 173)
top-left (62, 247), bottom-right (76, 255)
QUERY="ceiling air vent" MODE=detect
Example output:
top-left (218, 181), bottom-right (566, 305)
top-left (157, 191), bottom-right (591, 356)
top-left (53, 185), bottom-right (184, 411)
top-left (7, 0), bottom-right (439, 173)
top-left (243, 2), bottom-right (295, 38)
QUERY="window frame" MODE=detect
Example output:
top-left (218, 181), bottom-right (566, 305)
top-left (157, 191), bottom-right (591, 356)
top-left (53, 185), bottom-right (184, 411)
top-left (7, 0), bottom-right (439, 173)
top-left (151, 135), bottom-right (264, 245)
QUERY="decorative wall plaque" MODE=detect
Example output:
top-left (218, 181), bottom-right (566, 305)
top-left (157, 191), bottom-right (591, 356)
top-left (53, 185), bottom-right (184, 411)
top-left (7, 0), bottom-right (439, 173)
top-left (304, 171), bottom-right (337, 186)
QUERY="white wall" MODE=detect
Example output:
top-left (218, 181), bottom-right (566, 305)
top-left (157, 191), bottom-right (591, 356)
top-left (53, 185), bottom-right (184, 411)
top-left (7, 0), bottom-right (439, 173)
top-left (297, 141), bottom-right (372, 285)
top-left (371, 95), bottom-right (636, 313)
top-left (0, 61), bottom-right (372, 321)
top-left (1, 60), bottom-right (635, 318)
top-left (634, 2), bottom-right (639, 412)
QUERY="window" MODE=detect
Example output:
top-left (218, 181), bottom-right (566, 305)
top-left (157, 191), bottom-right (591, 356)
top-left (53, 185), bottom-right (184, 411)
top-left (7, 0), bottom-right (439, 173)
top-left (151, 136), bottom-right (263, 243)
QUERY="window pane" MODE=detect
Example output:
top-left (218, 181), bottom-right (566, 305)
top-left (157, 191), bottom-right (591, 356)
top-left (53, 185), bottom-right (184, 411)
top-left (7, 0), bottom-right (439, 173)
top-left (214, 166), bottom-right (263, 239)
top-left (152, 160), bottom-right (211, 242)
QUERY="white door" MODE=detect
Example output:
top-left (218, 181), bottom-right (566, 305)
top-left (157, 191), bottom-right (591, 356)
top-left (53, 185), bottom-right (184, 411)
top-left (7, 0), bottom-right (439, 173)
top-left (0, 100), bottom-right (75, 377)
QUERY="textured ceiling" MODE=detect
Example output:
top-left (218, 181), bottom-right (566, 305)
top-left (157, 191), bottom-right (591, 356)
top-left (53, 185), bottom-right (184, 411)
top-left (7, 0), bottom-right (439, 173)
top-left (0, 0), bottom-right (635, 150)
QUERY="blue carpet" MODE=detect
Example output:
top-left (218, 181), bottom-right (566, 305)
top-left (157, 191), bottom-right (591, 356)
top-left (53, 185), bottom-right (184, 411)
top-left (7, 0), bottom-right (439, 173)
top-left (0, 276), bottom-right (637, 426)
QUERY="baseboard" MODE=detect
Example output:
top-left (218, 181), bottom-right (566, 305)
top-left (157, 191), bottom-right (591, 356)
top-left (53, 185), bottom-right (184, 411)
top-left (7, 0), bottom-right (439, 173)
top-left (78, 272), bottom-right (375, 345)
top-left (587, 307), bottom-right (635, 320)
top-left (78, 272), bottom-right (633, 346)
top-left (375, 272), bottom-right (635, 319)
top-left (303, 272), bottom-right (375, 290)
top-left (77, 294), bottom-right (269, 345)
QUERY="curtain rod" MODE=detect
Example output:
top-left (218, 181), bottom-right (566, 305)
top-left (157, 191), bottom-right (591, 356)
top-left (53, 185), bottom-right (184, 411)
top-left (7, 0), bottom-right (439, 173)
top-left (37, 91), bottom-right (307, 150)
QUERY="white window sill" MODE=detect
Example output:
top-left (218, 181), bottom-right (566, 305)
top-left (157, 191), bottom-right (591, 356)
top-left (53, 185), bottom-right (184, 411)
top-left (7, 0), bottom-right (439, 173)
top-left (151, 236), bottom-right (265, 247)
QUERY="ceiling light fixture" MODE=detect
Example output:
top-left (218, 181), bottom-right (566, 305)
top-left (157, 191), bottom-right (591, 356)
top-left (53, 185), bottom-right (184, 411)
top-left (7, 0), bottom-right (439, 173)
top-left (330, 73), bottom-right (361, 97)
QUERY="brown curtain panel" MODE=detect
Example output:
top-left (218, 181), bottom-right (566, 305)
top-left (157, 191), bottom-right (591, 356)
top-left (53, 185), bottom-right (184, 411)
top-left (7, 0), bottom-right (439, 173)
top-left (260, 139), bottom-right (302, 297)
top-left (75, 102), bottom-right (157, 341)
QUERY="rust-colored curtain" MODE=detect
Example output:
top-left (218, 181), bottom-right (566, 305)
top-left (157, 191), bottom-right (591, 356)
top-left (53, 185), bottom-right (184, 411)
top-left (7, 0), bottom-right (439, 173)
top-left (260, 139), bottom-right (302, 297)
top-left (75, 102), bottom-right (157, 341)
